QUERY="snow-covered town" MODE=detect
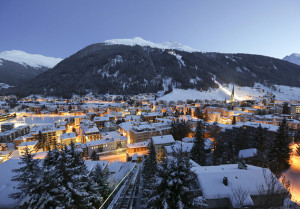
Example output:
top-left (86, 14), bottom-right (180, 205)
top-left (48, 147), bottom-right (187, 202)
top-left (1, 1), bottom-right (300, 208)
top-left (0, 87), bottom-right (299, 208)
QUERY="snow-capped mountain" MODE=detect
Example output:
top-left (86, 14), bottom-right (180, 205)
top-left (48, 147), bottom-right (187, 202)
top-left (0, 50), bottom-right (62, 86)
top-left (6, 38), bottom-right (300, 98)
top-left (0, 50), bottom-right (62, 68)
top-left (104, 37), bottom-right (198, 52)
top-left (283, 53), bottom-right (300, 66)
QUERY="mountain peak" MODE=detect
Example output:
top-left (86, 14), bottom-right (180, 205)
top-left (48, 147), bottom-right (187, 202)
top-left (283, 53), bottom-right (300, 66)
top-left (104, 37), bottom-right (199, 52)
top-left (0, 50), bottom-right (63, 68)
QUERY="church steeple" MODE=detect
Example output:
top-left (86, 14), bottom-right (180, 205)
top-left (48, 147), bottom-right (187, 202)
top-left (230, 85), bottom-right (235, 102)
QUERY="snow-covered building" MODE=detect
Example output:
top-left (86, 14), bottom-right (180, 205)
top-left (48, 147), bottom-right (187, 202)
top-left (85, 133), bottom-right (127, 157)
top-left (60, 132), bottom-right (76, 145)
top-left (127, 140), bottom-right (149, 157)
top-left (18, 140), bottom-right (39, 155)
top-left (129, 122), bottom-right (171, 143)
top-left (193, 163), bottom-right (288, 208)
top-left (152, 135), bottom-right (175, 161)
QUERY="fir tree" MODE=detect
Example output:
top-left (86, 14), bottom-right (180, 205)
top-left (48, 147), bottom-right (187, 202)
top-left (212, 137), bottom-right (225, 165)
top-left (235, 129), bottom-right (248, 153)
top-left (254, 124), bottom-right (267, 166)
top-left (282, 102), bottom-right (289, 114)
top-left (232, 116), bottom-right (236, 125)
top-left (146, 148), bottom-right (207, 209)
top-left (194, 107), bottom-right (203, 119)
top-left (171, 120), bottom-right (190, 141)
top-left (92, 163), bottom-right (111, 201)
top-left (191, 121), bottom-right (206, 166)
top-left (26, 145), bottom-right (61, 208)
top-left (10, 147), bottom-right (41, 206)
top-left (143, 142), bottom-right (157, 176)
top-left (294, 129), bottom-right (300, 143)
top-left (91, 151), bottom-right (98, 161)
top-left (268, 119), bottom-right (292, 176)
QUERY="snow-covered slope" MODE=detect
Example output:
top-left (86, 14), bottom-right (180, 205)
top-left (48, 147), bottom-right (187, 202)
top-left (0, 50), bottom-right (62, 68)
top-left (283, 53), bottom-right (300, 66)
top-left (158, 83), bottom-right (300, 102)
top-left (159, 88), bottom-right (230, 102)
top-left (104, 37), bottom-right (199, 52)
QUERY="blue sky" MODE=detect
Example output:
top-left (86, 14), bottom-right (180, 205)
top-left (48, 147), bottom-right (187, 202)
top-left (0, 0), bottom-right (299, 59)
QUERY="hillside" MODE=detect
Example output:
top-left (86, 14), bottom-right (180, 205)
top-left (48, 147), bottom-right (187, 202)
top-left (0, 50), bottom-right (62, 86)
top-left (5, 38), bottom-right (300, 98)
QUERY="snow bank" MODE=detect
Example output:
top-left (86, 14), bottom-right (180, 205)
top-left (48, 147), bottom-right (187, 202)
top-left (104, 37), bottom-right (199, 52)
top-left (0, 50), bottom-right (62, 68)
top-left (158, 88), bottom-right (229, 102)
top-left (158, 83), bottom-right (300, 102)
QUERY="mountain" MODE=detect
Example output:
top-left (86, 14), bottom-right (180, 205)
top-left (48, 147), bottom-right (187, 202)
top-left (0, 50), bottom-right (62, 86)
top-left (283, 53), bottom-right (300, 66)
top-left (6, 38), bottom-right (300, 98)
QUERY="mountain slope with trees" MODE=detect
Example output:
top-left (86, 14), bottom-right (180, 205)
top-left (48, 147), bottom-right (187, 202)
top-left (6, 39), bottom-right (300, 97)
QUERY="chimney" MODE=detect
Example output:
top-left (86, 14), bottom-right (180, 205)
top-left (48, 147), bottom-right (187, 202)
top-left (223, 177), bottom-right (228, 186)
top-left (238, 160), bottom-right (248, 170)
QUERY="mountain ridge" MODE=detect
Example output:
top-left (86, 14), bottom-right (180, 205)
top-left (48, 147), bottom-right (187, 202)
top-left (0, 50), bottom-right (63, 86)
top-left (283, 53), bottom-right (300, 66)
top-left (4, 39), bottom-right (300, 98)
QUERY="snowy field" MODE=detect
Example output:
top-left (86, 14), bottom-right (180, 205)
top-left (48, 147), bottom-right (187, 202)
top-left (158, 83), bottom-right (300, 102)
top-left (0, 115), bottom-right (71, 126)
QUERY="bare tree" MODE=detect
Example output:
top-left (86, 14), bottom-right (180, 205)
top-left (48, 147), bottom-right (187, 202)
top-left (256, 168), bottom-right (289, 208)
top-left (231, 186), bottom-right (249, 208)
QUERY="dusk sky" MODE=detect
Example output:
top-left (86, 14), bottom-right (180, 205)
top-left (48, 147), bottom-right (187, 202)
top-left (0, 0), bottom-right (299, 59)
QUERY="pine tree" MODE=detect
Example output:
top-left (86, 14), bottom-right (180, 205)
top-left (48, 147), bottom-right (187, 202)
top-left (253, 124), bottom-right (267, 166)
top-left (268, 119), bottom-right (292, 176)
top-left (146, 148), bottom-right (207, 209)
top-left (235, 129), bottom-right (248, 153)
top-left (232, 116), bottom-right (236, 125)
top-left (171, 120), bottom-right (190, 141)
top-left (212, 137), bottom-right (225, 165)
top-left (63, 142), bottom-right (102, 208)
top-left (91, 151), bottom-right (98, 161)
top-left (194, 107), bottom-right (203, 119)
top-left (282, 102), bottom-right (289, 114)
top-left (294, 129), bottom-right (300, 143)
top-left (92, 163), bottom-right (111, 201)
top-left (10, 147), bottom-right (41, 206)
top-left (26, 145), bottom-right (61, 208)
top-left (26, 142), bottom-right (102, 208)
top-left (143, 141), bottom-right (157, 181)
top-left (191, 121), bottom-right (206, 166)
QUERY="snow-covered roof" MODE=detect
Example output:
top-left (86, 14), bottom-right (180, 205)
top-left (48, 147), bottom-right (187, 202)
top-left (164, 141), bottom-right (193, 154)
top-left (19, 140), bottom-right (38, 147)
top-left (84, 126), bottom-right (99, 134)
top-left (108, 162), bottom-right (123, 173)
top-left (86, 135), bottom-right (127, 147)
top-left (85, 161), bottom-right (108, 172)
top-left (152, 135), bottom-right (175, 145)
top-left (193, 163), bottom-right (287, 208)
top-left (60, 132), bottom-right (76, 140)
top-left (127, 141), bottom-right (149, 149)
top-left (238, 148), bottom-right (258, 159)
